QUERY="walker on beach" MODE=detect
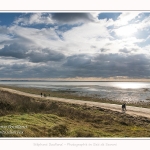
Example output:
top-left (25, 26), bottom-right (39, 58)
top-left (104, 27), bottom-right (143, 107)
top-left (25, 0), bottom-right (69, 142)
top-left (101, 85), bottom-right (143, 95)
top-left (122, 103), bottom-right (126, 112)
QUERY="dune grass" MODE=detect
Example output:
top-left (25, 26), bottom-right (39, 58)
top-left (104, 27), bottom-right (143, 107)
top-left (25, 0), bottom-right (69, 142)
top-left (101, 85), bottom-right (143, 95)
top-left (0, 88), bottom-right (150, 137)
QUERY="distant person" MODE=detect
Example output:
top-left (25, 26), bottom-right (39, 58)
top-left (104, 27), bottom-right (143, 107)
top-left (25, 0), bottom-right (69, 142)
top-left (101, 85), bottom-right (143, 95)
top-left (41, 93), bottom-right (42, 97)
top-left (122, 103), bottom-right (126, 112)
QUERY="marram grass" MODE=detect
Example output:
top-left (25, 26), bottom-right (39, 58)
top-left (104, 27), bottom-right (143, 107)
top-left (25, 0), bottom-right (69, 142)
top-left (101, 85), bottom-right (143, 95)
top-left (0, 86), bottom-right (150, 137)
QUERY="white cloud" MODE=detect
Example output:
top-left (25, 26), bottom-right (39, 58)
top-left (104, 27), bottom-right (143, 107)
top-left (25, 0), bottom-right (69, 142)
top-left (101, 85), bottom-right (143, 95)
top-left (62, 22), bottom-right (112, 55)
top-left (142, 44), bottom-right (150, 54)
top-left (136, 15), bottom-right (150, 30)
top-left (7, 18), bottom-right (146, 57)
top-left (113, 24), bottom-right (138, 37)
top-left (14, 13), bottom-right (53, 25)
top-left (114, 12), bottom-right (141, 26)
top-left (9, 25), bottom-right (63, 49)
top-left (10, 20), bottom-right (113, 56)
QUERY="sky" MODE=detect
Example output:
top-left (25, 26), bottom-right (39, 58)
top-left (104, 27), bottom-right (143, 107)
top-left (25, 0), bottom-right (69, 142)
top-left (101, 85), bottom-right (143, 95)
top-left (0, 12), bottom-right (150, 79)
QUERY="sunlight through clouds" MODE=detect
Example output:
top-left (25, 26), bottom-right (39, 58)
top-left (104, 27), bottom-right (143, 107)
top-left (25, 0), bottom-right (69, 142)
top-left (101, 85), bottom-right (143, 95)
top-left (0, 12), bottom-right (150, 78)
top-left (114, 24), bottom-right (138, 37)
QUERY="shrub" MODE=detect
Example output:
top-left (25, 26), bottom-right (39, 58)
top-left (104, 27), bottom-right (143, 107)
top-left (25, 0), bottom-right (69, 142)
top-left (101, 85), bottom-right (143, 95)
top-left (48, 124), bottom-right (68, 137)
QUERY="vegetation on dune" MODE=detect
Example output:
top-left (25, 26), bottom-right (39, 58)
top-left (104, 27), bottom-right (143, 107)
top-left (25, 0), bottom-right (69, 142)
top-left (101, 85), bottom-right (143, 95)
top-left (0, 87), bottom-right (150, 137)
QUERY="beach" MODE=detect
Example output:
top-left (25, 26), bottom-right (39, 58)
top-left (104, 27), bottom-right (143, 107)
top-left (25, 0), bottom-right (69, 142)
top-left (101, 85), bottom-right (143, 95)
top-left (0, 84), bottom-right (150, 137)
top-left (1, 81), bottom-right (150, 103)
top-left (1, 86), bottom-right (150, 118)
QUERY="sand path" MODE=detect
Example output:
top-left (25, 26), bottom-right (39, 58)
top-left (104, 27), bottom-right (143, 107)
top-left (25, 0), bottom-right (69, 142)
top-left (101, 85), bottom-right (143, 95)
top-left (1, 87), bottom-right (150, 119)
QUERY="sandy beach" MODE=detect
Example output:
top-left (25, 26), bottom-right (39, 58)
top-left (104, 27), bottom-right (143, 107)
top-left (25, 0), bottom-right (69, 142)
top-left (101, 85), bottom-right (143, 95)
top-left (1, 85), bottom-right (150, 137)
top-left (1, 87), bottom-right (150, 119)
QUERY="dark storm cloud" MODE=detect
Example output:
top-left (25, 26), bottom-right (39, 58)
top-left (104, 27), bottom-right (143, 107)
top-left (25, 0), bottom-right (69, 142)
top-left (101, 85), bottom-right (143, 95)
top-left (0, 62), bottom-right (69, 78)
top-left (0, 63), bottom-right (28, 78)
top-left (0, 43), bottom-right (65, 62)
top-left (28, 48), bottom-right (65, 63)
top-left (0, 43), bottom-right (28, 59)
top-left (51, 13), bottom-right (95, 23)
top-left (93, 54), bottom-right (150, 77)
top-left (63, 53), bottom-right (150, 78)
top-left (1, 53), bottom-right (150, 78)
top-left (64, 54), bottom-right (92, 67)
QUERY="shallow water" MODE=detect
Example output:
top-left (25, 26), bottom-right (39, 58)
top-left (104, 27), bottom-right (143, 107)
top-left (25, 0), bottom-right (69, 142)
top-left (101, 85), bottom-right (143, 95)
top-left (0, 81), bottom-right (150, 103)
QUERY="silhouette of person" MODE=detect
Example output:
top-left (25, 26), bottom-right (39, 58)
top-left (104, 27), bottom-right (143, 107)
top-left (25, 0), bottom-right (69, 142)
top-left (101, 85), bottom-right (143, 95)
top-left (122, 103), bottom-right (126, 112)
top-left (41, 93), bottom-right (42, 97)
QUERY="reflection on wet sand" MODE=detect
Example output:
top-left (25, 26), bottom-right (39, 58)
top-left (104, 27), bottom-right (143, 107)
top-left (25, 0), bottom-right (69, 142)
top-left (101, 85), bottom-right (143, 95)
top-left (0, 81), bottom-right (150, 103)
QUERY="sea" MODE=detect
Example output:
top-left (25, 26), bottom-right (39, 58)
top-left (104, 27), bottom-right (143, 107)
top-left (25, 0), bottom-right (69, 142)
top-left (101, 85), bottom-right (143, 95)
top-left (0, 81), bottom-right (150, 103)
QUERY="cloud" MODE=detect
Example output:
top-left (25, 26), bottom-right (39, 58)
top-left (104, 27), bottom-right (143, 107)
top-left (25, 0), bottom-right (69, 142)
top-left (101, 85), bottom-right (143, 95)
top-left (0, 52), bottom-right (150, 78)
top-left (0, 26), bottom-right (14, 48)
top-left (0, 43), bottom-right (65, 63)
top-left (61, 22), bottom-right (112, 55)
top-left (64, 54), bottom-right (92, 67)
top-left (9, 25), bottom-right (63, 49)
top-left (114, 12), bottom-right (141, 26)
top-left (113, 24), bottom-right (138, 37)
top-left (119, 47), bottom-right (140, 53)
top-left (119, 48), bottom-right (131, 53)
top-left (100, 48), bottom-right (109, 52)
top-left (51, 13), bottom-right (96, 24)
top-left (1, 12), bottom-right (150, 79)
top-left (28, 48), bottom-right (65, 63)
top-left (62, 53), bottom-right (150, 78)
top-left (14, 13), bottom-right (97, 26)
top-left (0, 26), bottom-right (9, 34)
top-left (0, 43), bottom-right (28, 59)
top-left (14, 13), bottom-right (53, 26)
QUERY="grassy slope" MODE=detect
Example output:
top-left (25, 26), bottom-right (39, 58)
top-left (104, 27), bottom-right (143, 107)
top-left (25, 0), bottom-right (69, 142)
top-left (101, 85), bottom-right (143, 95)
top-left (0, 86), bottom-right (150, 137)
top-left (1, 113), bottom-right (150, 138)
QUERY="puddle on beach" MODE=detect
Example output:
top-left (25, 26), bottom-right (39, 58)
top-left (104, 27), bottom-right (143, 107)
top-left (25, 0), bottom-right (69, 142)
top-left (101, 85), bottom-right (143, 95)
top-left (70, 86), bottom-right (150, 103)
top-left (1, 81), bottom-right (150, 103)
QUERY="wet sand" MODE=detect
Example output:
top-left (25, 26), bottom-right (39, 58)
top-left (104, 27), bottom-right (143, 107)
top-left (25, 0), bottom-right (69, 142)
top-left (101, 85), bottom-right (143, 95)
top-left (0, 87), bottom-right (150, 119)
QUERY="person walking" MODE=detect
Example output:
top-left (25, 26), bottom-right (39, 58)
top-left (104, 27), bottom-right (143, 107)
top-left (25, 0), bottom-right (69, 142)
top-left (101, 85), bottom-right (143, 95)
top-left (122, 103), bottom-right (126, 112)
